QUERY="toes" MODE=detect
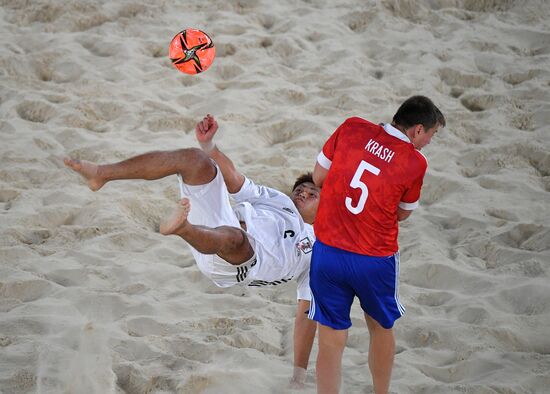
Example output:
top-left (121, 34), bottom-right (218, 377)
top-left (63, 157), bottom-right (80, 169)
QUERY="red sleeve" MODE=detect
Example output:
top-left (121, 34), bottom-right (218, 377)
top-left (400, 152), bottom-right (428, 210)
top-left (317, 119), bottom-right (350, 169)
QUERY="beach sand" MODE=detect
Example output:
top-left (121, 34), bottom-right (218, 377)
top-left (1, 0), bottom-right (549, 393)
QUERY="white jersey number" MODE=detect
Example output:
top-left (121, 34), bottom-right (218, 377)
top-left (345, 160), bottom-right (380, 214)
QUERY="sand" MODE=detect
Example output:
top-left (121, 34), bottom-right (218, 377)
top-left (1, 0), bottom-right (550, 393)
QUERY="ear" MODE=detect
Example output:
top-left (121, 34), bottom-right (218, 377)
top-left (414, 124), bottom-right (424, 136)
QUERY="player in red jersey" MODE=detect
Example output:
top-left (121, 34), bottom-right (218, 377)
top-left (309, 96), bottom-right (445, 394)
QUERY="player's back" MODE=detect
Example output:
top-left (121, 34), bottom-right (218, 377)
top-left (315, 117), bottom-right (427, 256)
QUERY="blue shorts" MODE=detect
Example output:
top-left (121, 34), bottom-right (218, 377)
top-left (308, 240), bottom-right (405, 330)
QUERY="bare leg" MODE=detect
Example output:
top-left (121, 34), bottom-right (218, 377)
top-left (365, 314), bottom-right (395, 394)
top-left (316, 324), bottom-right (347, 394)
top-left (160, 198), bottom-right (254, 265)
top-left (64, 148), bottom-right (215, 190)
top-left (290, 299), bottom-right (317, 388)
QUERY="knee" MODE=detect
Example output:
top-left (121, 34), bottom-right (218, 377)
top-left (175, 148), bottom-right (216, 183)
top-left (176, 147), bottom-right (210, 165)
top-left (220, 226), bottom-right (247, 247)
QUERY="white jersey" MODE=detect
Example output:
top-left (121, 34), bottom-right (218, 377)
top-left (179, 167), bottom-right (314, 300)
top-left (232, 178), bottom-right (314, 298)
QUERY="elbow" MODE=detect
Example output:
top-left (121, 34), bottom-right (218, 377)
top-left (397, 209), bottom-right (413, 222)
top-left (312, 163), bottom-right (327, 187)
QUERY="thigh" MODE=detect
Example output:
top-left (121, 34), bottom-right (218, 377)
top-left (181, 163), bottom-right (240, 229)
top-left (352, 252), bottom-right (404, 329)
top-left (309, 241), bottom-right (355, 330)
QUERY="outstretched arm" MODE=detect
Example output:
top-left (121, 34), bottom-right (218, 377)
top-left (195, 114), bottom-right (245, 193)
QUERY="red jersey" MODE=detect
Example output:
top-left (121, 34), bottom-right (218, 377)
top-left (315, 117), bottom-right (427, 256)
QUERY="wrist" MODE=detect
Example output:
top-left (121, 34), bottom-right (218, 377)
top-left (199, 140), bottom-right (216, 153)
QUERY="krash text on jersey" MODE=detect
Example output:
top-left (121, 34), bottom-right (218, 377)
top-left (365, 139), bottom-right (395, 163)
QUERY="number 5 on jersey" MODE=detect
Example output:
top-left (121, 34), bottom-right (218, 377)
top-left (345, 160), bottom-right (380, 214)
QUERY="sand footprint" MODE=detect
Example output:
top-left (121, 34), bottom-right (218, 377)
top-left (406, 262), bottom-right (493, 293)
top-left (264, 88), bottom-right (307, 105)
top-left (215, 42), bottom-right (237, 58)
top-left (116, 3), bottom-right (148, 19)
top-left (79, 36), bottom-right (121, 57)
top-left (252, 13), bottom-right (278, 30)
top-left (221, 331), bottom-right (281, 355)
top-left (192, 316), bottom-right (262, 336)
top-left (257, 119), bottom-right (303, 146)
top-left (439, 67), bottom-right (486, 89)
top-left (401, 326), bottom-right (441, 349)
top-left (489, 283), bottom-right (550, 316)
top-left (455, 306), bottom-right (491, 325)
top-left (0, 276), bottom-right (53, 302)
top-left (0, 189), bottom-right (19, 211)
top-left (485, 208), bottom-right (519, 222)
top-left (502, 69), bottom-right (542, 86)
top-left (509, 112), bottom-right (535, 131)
top-left (0, 370), bottom-right (36, 393)
top-left (32, 52), bottom-right (83, 83)
top-left (16, 100), bottom-right (55, 123)
top-left (460, 94), bottom-right (504, 112)
top-left (507, 28), bottom-right (550, 57)
top-left (161, 336), bottom-right (214, 363)
top-left (345, 11), bottom-right (375, 33)
top-left (147, 115), bottom-right (196, 133)
top-left (215, 63), bottom-right (245, 81)
top-left (126, 317), bottom-right (182, 337)
top-left (459, 144), bottom-right (549, 179)
top-left (67, 7), bottom-right (110, 32)
top-left (496, 223), bottom-right (550, 252)
top-left (415, 290), bottom-right (455, 307)
top-left (449, 121), bottom-right (484, 144)
top-left (420, 174), bottom-right (462, 206)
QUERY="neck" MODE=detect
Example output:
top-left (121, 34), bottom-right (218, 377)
top-left (391, 123), bottom-right (412, 140)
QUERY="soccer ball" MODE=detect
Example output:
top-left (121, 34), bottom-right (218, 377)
top-left (169, 28), bottom-right (216, 75)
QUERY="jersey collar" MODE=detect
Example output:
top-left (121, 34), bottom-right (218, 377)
top-left (382, 123), bottom-right (411, 143)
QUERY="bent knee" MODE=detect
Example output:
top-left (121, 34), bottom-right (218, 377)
top-left (219, 226), bottom-right (247, 246)
top-left (176, 148), bottom-right (216, 185)
top-left (175, 148), bottom-right (210, 165)
top-left (217, 226), bottom-right (251, 254)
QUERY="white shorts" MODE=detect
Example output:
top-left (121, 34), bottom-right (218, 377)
top-left (179, 165), bottom-right (257, 287)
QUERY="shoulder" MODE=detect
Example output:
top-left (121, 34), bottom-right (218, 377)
top-left (413, 149), bottom-right (428, 169)
top-left (341, 116), bottom-right (377, 128)
top-left (332, 117), bottom-right (380, 142)
top-left (401, 149), bottom-right (428, 179)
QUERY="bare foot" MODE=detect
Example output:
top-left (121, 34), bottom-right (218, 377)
top-left (160, 198), bottom-right (191, 235)
top-left (63, 157), bottom-right (105, 191)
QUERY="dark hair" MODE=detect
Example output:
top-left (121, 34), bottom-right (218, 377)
top-left (392, 95), bottom-right (446, 129)
top-left (292, 172), bottom-right (314, 191)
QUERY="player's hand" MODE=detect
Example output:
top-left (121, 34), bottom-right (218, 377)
top-left (195, 114), bottom-right (218, 149)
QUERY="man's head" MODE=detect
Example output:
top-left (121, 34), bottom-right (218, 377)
top-left (392, 95), bottom-right (446, 150)
top-left (291, 173), bottom-right (320, 225)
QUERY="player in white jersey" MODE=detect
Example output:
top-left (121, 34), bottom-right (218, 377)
top-left (64, 114), bottom-right (319, 387)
